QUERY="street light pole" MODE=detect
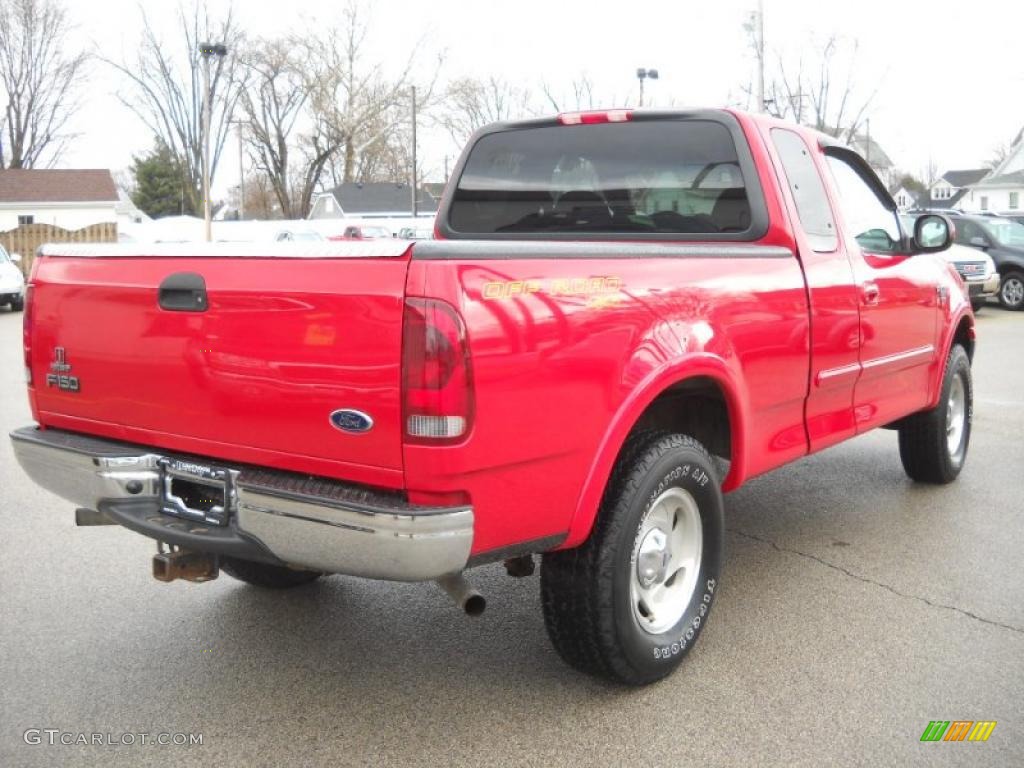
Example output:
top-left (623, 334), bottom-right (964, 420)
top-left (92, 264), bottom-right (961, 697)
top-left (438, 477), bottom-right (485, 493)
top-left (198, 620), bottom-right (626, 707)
top-left (199, 42), bottom-right (227, 241)
top-left (410, 85), bottom-right (418, 219)
top-left (636, 68), bottom-right (659, 108)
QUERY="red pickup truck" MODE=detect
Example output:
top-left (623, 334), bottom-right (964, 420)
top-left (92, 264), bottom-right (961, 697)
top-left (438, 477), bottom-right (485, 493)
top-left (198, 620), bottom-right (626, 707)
top-left (11, 109), bottom-right (974, 686)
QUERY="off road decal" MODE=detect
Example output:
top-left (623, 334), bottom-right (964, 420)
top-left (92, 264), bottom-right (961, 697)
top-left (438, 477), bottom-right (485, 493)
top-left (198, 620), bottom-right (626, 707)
top-left (481, 276), bottom-right (623, 308)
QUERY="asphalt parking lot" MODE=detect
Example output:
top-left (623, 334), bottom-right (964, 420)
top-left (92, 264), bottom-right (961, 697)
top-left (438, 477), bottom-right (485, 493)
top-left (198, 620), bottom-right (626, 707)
top-left (1, 304), bottom-right (1022, 768)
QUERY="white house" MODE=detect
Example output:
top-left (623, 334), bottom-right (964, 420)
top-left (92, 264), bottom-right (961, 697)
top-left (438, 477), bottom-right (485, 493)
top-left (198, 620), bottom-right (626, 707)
top-left (957, 126), bottom-right (1024, 214)
top-left (891, 185), bottom-right (920, 211)
top-left (920, 168), bottom-right (990, 211)
top-left (308, 182), bottom-right (438, 220)
top-left (0, 169), bottom-right (119, 231)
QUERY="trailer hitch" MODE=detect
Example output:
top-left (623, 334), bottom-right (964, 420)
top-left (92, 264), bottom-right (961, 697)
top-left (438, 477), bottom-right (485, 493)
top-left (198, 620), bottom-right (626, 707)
top-left (152, 543), bottom-right (219, 583)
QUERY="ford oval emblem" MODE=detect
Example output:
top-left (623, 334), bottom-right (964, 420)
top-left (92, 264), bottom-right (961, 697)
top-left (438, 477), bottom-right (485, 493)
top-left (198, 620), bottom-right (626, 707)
top-left (330, 409), bottom-right (374, 434)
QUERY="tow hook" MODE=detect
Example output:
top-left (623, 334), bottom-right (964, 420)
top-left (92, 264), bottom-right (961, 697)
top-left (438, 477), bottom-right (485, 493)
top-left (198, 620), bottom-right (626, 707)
top-left (436, 572), bottom-right (486, 616)
top-left (152, 544), bottom-right (219, 583)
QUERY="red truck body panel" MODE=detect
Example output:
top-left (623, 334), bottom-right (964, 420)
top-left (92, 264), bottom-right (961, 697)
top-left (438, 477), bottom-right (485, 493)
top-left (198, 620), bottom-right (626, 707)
top-left (23, 110), bottom-right (972, 562)
top-left (29, 252), bottom-right (411, 489)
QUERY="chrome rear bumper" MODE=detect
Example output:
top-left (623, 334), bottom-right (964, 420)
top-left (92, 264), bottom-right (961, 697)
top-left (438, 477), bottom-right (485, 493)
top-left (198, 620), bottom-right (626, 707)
top-left (10, 426), bottom-right (474, 581)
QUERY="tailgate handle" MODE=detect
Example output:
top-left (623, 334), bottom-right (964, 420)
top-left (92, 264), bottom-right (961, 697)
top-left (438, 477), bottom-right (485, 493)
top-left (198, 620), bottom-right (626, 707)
top-left (159, 272), bottom-right (208, 312)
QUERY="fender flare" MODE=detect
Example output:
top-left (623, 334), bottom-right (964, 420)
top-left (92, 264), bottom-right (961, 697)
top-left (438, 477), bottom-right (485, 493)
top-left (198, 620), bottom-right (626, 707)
top-left (560, 354), bottom-right (748, 549)
top-left (928, 307), bottom-right (974, 409)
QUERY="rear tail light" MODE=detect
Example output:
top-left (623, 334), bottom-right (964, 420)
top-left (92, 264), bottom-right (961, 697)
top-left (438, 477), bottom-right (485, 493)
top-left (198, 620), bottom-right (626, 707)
top-left (23, 284), bottom-right (34, 385)
top-left (402, 298), bottom-right (473, 444)
top-left (558, 109), bottom-right (633, 126)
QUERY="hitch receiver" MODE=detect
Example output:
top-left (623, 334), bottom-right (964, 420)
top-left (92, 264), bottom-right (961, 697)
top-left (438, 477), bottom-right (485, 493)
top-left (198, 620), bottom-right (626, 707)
top-left (152, 547), bottom-right (219, 583)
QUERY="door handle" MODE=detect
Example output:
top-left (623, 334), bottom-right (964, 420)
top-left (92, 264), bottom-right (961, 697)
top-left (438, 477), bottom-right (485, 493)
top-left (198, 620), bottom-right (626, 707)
top-left (861, 281), bottom-right (880, 306)
top-left (158, 272), bottom-right (208, 312)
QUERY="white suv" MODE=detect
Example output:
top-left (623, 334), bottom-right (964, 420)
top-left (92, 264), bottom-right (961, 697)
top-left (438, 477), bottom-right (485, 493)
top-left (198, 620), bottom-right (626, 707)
top-left (0, 245), bottom-right (26, 311)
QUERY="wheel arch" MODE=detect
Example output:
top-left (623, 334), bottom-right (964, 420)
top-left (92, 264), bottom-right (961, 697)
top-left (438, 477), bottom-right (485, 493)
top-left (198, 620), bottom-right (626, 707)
top-left (561, 357), bottom-right (746, 549)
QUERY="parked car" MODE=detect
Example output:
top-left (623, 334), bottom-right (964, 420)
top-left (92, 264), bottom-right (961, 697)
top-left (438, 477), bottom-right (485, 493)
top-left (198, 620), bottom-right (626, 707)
top-left (947, 213), bottom-right (1024, 310)
top-left (11, 109), bottom-right (975, 686)
top-left (902, 214), bottom-right (999, 310)
top-left (330, 224), bottom-right (393, 241)
top-left (0, 245), bottom-right (25, 311)
top-left (397, 226), bottom-right (434, 240)
top-left (274, 228), bottom-right (325, 242)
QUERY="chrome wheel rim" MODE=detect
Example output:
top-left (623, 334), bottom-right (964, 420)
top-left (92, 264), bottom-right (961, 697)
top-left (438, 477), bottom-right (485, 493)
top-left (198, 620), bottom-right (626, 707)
top-left (630, 487), bottom-right (703, 635)
top-left (946, 374), bottom-right (967, 458)
top-left (1003, 276), bottom-right (1024, 307)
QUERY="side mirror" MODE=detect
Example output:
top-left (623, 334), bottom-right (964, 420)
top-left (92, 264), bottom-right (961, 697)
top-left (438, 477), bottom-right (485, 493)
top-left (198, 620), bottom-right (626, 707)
top-left (913, 214), bottom-right (952, 253)
top-left (969, 236), bottom-right (990, 249)
top-left (10, 252), bottom-right (22, 263)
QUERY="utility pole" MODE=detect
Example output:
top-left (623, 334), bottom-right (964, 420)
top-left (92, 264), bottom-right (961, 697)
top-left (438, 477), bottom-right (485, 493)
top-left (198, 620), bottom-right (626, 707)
top-left (410, 86), bottom-right (418, 218)
top-left (199, 42), bottom-right (227, 241)
top-left (755, 0), bottom-right (765, 113)
top-left (230, 119), bottom-right (245, 220)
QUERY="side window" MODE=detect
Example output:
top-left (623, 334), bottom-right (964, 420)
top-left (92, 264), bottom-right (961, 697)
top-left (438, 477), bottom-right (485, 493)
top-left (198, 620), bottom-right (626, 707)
top-left (770, 128), bottom-right (837, 251)
top-left (825, 155), bottom-right (901, 255)
top-left (953, 220), bottom-right (973, 245)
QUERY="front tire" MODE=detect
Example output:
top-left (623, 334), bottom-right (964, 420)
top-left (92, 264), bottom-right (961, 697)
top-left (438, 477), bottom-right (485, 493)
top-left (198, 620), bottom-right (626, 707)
top-left (541, 432), bottom-right (724, 686)
top-left (998, 270), bottom-right (1024, 310)
top-left (970, 298), bottom-right (985, 312)
top-left (897, 344), bottom-right (972, 484)
top-left (10, 295), bottom-right (24, 312)
top-left (221, 557), bottom-right (322, 589)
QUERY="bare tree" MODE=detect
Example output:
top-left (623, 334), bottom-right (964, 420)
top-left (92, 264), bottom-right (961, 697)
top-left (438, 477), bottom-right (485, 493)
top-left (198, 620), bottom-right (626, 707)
top-left (107, 2), bottom-right (243, 214)
top-left (0, 0), bottom-right (88, 168)
top-left (541, 75), bottom-right (599, 112)
top-left (439, 76), bottom-right (532, 146)
top-left (228, 171), bottom-right (278, 219)
top-left (237, 38), bottom-right (342, 218)
top-left (308, 0), bottom-right (442, 185)
top-left (745, 34), bottom-right (880, 144)
top-left (987, 143), bottom-right (1012, 171)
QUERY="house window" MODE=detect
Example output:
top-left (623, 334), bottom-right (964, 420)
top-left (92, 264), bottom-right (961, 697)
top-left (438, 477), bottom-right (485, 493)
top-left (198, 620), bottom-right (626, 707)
top-left (980, 196), bottom-right (989, 211)
top-left (1010, 192), bottom-right (1020, 210)
top-left (17, 215), bottom-right (34, 226)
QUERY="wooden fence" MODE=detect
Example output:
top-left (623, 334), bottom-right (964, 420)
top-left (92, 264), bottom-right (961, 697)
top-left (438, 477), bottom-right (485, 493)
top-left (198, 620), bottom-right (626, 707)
top-left (0, 222), bottom-right (118, 275)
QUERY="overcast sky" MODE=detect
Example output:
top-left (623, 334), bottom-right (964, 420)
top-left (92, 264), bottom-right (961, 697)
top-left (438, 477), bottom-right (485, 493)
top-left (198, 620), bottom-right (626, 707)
top-left (58, 0), bottom-right (1024, 196)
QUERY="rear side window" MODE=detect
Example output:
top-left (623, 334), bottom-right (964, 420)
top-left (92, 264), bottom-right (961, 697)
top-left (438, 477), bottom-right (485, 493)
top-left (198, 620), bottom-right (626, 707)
top-left (771, 128), bottom-right (837, 252)
top-left (447, 119), bottom-right (760, 238)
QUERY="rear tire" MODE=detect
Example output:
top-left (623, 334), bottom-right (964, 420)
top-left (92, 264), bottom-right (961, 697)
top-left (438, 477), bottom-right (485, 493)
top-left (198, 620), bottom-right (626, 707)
top-left (897, 344), bottom-right (972, 484)
top-left (970, 298), bottom-right (985, 312)
top-left (10, 296), bottom-right (24, 312)
top-left (541, 432), bottom-right (724, 686)
top-left (221, 557), bottom-right (322, 589)
top-left (998, 270), bottom-right (1024, 310)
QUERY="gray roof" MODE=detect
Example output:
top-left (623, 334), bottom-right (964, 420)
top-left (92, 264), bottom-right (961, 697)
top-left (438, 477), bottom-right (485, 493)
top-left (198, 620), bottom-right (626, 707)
top-left (972, 169), bottom-right (1024, 187)
top-left (940, 168), bottom-right (990, 188)
top-left (918, 188), bottom-right (969, 209)
top-left (327, 182), bottom-right (438, 215)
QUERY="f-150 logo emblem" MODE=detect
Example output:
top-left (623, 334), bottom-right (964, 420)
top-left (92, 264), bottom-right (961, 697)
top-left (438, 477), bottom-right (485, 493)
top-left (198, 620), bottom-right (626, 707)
top-left (46, 347), bottom-right (80, 392)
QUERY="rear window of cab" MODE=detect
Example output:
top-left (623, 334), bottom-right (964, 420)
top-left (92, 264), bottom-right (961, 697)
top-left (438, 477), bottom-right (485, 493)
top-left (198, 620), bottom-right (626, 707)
top-left (444, 116), bottom-right (767, 241)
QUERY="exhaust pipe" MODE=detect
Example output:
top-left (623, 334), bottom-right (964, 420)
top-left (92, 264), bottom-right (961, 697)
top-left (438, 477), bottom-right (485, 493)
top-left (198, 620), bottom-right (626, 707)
top-left (75, 508), bottom-right (116, 526)
top-left (436, 573), bottom-right (486, 616)
top-left (152, 548), bottom-right (219, 583)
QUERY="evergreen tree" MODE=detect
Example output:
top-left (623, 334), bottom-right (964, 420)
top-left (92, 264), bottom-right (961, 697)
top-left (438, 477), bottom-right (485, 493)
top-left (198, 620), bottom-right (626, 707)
top-left (130, 140), bottom-right (193, 218)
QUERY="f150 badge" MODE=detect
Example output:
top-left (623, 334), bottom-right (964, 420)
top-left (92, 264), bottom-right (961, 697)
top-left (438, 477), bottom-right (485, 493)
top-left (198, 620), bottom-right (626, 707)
top-left (46, 347), bottom-right (80, 392)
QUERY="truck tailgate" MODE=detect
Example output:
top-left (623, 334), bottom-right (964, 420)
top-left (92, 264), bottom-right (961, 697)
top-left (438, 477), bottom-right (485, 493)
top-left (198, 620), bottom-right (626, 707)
top-left (28, 242), bottom-right (412, 486)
